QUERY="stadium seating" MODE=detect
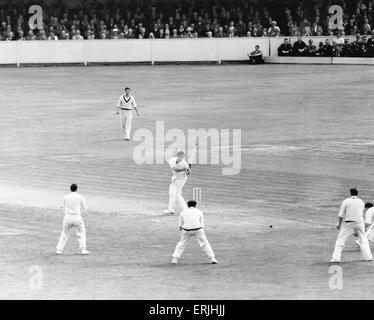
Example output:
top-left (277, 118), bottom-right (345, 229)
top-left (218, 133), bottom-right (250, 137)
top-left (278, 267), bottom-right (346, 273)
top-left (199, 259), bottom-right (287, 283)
top-left (0, 0), bottom-right (373, 41)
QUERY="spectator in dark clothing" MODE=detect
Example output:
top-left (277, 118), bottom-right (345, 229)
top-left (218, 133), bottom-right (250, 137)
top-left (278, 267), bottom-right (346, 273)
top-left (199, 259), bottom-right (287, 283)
top-left (278, 38), bottom-right (292, 56)
top-left (248, 45), bottom-right (264, 64)
top-left (322, 39), bottom-right (335, 57)
top-left (351, 34), bottom-right (367, 56)
top-left (0, 0), bottom-right (373, 43)
top-left (293, 37), bottom-right (308, 56)
top-left (340, 39), bottom-right (352, 57)
top-left (315, 42), bottom-right (325, 56)
top-left (366, 30), bottom-right (374, 57)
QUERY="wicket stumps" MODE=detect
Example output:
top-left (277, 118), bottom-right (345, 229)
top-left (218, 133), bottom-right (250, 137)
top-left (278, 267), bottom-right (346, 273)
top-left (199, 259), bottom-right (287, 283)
top-left (193, 187), bottom-right (202, 206)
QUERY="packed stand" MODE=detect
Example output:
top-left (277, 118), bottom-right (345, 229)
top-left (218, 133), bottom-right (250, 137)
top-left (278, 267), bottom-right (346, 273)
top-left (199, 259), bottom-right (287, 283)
top-left (0, 0), bottom-right (373, 41)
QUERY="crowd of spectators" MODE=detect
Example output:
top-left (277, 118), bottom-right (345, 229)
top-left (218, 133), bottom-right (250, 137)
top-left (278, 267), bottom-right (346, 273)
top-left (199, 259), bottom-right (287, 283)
top-left (278, 31), bottom-right (374, 57)
top-left (0, 0), bottom-right (373, 41)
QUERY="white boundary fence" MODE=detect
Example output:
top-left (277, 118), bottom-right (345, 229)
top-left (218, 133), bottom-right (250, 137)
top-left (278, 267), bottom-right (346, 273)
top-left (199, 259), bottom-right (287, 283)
top-left (0, 36), bottom-right (370, 66)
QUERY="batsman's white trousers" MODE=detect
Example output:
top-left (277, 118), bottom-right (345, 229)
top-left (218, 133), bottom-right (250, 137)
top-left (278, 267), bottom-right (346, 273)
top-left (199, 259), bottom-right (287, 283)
top-left (56, 214), bottom-right (87, 251)
top-left (172, 229), bottom-right (215, 259)
top-left (332, 221), bottom-right (372, 261)
top-left (356, 223), bottom-right (374, 244)
top-left (168, 177), bottom-right (188, 213)
top-left (366, 224), bottom-right (374, 242)
top-left (120, 109), bottom-right (133, 139)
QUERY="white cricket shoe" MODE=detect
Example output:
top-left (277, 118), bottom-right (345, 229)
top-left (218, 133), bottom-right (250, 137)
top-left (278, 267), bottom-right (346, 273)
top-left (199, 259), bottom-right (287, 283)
top-left (56, 250), bottom-right (63, 255)
top-left (330, 259), bottom-right (340, 263)
top-left (162, 210), bottom-right (175, 215)
top-left (81, 249), bottom-right (90, 255)
top-left (211, 257), bottom-right (218, 264)
top-left (171, 258), bottom-right (178, 264)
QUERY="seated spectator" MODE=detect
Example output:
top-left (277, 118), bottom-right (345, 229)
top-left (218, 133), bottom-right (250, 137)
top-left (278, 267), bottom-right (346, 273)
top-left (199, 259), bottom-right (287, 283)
top-left (311, 16), bottom-right (323, 36)
top-left (293, 37), bottom-right (308, 56)
top-left (315, 42), bottom-right (325, 56)
top-left (366, 30), bottom-right (374, 57)
top-left (216, 27), bottom-right (226, 37)
top-left (340, 39), bottom-right (352, 57)
top-left (17, 30), bottom-right (25, 40)
top-left (307, 39), bottom-right (317, 56)
top-left (302, 21), bottom-right (312, 36)
top-left (72, 30), bottom-right (84, 40)
top-left (268, 21), bottom-right (280, 37)
top-left (48, 29), bottom-right (59, 41)
top-left (334, 31), bottom-right (345, 56)
top-left (322, 39), bottom-right (335, 57)
top-left (248, 45), bottom-right (264, 64)
top-left (278, 38), bottom-right (292, 56)
top-left (171, 29), bottom-right (178, 38)
top-left (111, 27), bottom-right (120, 39)
top-left (37, 30), bottom-right (48, 41)
top-left (138, 28), bottom-right (147, 39)
top-left (26, 30), bottom-right (36, 41)
top-left (362, 18), bottom-right (372, 35)
top-left (351, 34), bottom-right (367, 56)
top-left (127, 28), bottom-right (135, 39)
top-left (60, 30), bottom-right (70, 40)
top-left (6, 31), bottom-right (14, 40)
top-left (228, 26), bottom-right (236, 37)
top-left (87, 30), bottom-right (95, 40)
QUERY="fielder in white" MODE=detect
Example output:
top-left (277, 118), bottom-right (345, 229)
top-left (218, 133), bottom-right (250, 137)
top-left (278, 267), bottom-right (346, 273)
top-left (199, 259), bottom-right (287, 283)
top-left (116, 87), bottom-right (139, 141)
top-left (56, 184), bottom-right (90, 255)
top-left (331, 188), bottom-right (372, 263)
top-left (163, 151), bottom-right (190, 215)
top-left (356, 202), bottom-right (374, 246)
top-left (171, 200), bottom-right (218, 264)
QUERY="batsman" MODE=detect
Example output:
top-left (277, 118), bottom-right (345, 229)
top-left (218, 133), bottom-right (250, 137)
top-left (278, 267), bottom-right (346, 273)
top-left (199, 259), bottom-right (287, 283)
top-left (163, 150), bottom-right (191, 215)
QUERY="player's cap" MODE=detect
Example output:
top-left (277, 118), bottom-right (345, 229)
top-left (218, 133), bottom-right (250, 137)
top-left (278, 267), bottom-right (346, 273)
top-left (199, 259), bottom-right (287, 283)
top-left (124, 87), bottom-right (131, 91)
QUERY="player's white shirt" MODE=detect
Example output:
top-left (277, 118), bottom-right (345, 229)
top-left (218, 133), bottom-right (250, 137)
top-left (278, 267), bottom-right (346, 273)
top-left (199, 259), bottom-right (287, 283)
top-left (178, 207), bottom-right (205, 230)
top-left (338, 196), bottom-right (365, 222)
top-left (64, 192), bottom-right (88, 216)
top-left (169, 156), bottom-right (189, 180)
top-left (117, 94), bottom-right (137, 110)
top-left (365, 207), bottom-right (374, 224)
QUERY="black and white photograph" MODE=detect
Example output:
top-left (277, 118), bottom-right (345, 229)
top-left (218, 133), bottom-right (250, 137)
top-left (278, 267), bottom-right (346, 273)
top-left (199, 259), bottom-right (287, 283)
top-left (0, 0), bottom-right (374, 307)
